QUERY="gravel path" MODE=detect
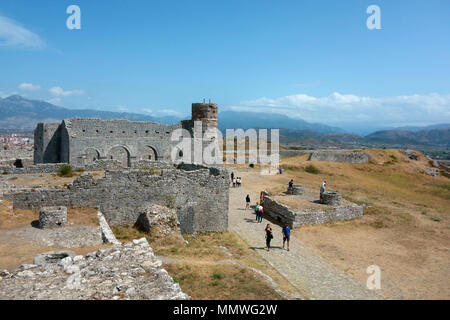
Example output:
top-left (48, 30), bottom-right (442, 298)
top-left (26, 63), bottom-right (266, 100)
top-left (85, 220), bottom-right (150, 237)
top-left (229, 185), bottom-right (380, 300)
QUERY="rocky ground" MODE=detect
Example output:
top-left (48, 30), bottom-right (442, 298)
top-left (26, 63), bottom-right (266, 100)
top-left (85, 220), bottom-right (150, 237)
top-left (0, 237), bottom-right (189, 300)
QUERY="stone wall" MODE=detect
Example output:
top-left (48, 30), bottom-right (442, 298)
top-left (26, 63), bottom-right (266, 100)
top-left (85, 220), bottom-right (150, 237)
top-left (308, 151), bottom-right (371, 163)
top-left (9, 166), bottom-right (230, 234)
top-left (262, 193), bottom-right (363, 227)
top-left (0, 149), bottom-right (33, 161)
top-left (0, 159), bottom-right (175, 175)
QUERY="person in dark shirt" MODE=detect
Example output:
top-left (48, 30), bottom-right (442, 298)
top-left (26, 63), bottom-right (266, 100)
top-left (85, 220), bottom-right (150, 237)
top-left (288, 179), bottom-right (294, 194)
top-left (245, 194), bottom-right (250, 209)
top-left (282, 224), bottom-right (291, 251)
top-left (265, 224), bottom-right (273, 250)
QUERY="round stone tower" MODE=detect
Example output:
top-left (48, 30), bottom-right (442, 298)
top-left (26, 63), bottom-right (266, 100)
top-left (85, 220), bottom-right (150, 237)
top-left (191, 102), bottom-right (218, 139)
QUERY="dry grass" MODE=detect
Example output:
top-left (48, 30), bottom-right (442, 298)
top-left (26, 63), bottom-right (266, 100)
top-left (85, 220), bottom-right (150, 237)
top-left (230, 148), bottom-right (450, 299)
top-left (4, 171), bottom-right (105, 188)
top-left (0, 200), bottom-right (99, 229)
top-left (111, 226), bottom-right (300, 300)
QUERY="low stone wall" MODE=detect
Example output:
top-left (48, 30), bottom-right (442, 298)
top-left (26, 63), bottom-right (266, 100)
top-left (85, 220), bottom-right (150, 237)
top-left (279, 150), bottom-right (313, 158)
top-left (262, 193), bottom-right (362, 227)
top-left (0, 163), bottom-right (65, 175)
top-left (0, 159), bottom-right (176, 175)
top-left (308, 151), bottom-right (371, 163)
top-left (8, 165), bottom-right (229, 234)
top-left (0, 149), bottom-right (33, 161)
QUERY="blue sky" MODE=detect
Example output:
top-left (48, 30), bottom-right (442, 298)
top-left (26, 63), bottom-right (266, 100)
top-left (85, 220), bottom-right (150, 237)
top-left (0, 0), bottom-right (449, 132)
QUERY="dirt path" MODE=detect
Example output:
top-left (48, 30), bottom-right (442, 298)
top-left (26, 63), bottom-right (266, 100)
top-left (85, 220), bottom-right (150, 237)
top-left (228, 184), bottom-right (380, 300)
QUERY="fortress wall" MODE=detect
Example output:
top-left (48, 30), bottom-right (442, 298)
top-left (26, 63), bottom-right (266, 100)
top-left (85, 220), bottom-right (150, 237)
top-left (0, 160), bottom-right (175, 174)
top-left (279, 150), bottom-right (313, 158)
top-left (262, 194), bottom-right (363, 227)
top-left (9, 166), bottom-right (230, 234)
top-left (308, 151), bottom-right (371, 163)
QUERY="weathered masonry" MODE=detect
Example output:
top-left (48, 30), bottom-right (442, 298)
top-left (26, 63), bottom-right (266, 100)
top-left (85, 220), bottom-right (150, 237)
top-left (34, 102), bottom-right (219, 167)
top-left (9, 163), bottom-right (230, 234)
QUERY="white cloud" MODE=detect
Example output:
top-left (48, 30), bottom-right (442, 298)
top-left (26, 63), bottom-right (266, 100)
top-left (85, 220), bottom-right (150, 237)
top-left (49, 86), bottom-right (84, 97)
top-left (46, 97), bottom-right (61, 105)
top-left (141, 108), bottom-right (183, 117)
top-left (228, 92), bottom-right (450, 128)
top-left (116, 106), bottom-right (129, 112)
top-left (18, 82), bottom-right (40, 91)
top-left (0, 16), bottom-right (44, 48)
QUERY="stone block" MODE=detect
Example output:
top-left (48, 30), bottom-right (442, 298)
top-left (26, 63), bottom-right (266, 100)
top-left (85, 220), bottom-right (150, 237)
top-left (321, 191), bottom-right (342, 206)
top-left (38, 206), bottom-right (67, 229)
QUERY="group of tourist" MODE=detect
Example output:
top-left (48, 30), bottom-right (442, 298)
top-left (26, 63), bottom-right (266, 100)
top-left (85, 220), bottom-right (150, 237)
top-left (245, 192), bottom-right (291, 251)
top-left (230, 172), bottom-right (242, 187)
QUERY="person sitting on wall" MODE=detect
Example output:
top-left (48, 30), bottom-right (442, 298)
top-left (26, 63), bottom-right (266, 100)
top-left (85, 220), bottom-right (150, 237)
top-left (320, 180), bottom-right (327, 204)
top-left (287, 179), bottom-right (294, 194)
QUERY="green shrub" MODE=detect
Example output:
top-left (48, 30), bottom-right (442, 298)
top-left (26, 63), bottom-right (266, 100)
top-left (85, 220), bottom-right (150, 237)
top-left (304, 164), bottom-right (320, 174)
top-left (213, 271), bottom-right (224, 280)
top-left (57, 164), bottom-right (73, 177)
top-left (164, 195), bottom-right (175, 209)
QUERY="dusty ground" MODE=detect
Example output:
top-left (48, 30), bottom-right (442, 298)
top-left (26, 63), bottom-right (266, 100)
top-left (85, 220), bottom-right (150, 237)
top-left (0, 199), bottom-right (109, 271)
top-left (226, 149), bottom-right (450, 299)
top-left (3, 171), bottom-right (105, 188)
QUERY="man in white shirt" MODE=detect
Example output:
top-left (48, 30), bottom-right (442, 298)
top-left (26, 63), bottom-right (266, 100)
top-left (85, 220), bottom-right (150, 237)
top-left (320, 180), bottom-right (327, 204)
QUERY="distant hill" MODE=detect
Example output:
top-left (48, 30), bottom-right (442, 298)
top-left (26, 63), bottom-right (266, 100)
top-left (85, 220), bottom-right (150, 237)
top-left (218, 111), bottom-right (344, 133)
top-left (393, 123), bottom-right (450, 132)
top-left (0, 95), bottom-right (181, 129)
top-left (1, 95), bottom-right (448, 148)
top-left (365, 128), bottom-right (450, 147)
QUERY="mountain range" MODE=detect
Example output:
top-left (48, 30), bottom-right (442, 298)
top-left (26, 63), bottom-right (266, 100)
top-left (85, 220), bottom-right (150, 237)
top-left (1, 95), bottom-right (448, 148)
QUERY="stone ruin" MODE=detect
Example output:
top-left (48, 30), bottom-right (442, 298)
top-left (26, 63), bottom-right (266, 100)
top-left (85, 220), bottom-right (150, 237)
top-left (0, 237), bottom-right (189, 300)
top-left (135, 204), bottom-right (180, 238)
top-left (321, 191), bottom-right (342, 206)
top-left (7, 162), bottom-right (229, 234)
top-left (38, 206), bottom-right (67, 229)
top-left (261, 191), bottom-right (362, 227)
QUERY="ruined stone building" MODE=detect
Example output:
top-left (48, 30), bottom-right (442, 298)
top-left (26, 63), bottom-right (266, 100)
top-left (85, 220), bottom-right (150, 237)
top-left (34, 102), bottom-right (219, 167)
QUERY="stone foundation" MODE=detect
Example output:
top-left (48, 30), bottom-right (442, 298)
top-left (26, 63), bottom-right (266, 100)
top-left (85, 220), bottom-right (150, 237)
top-left (38, 206), bottom-right (67, 229)
top-left (308, 151), bottom-right (371, 163)
top-left (262, 192), bottom-right (362, 227)
top-left (321, 191), bottom-right (342, 206)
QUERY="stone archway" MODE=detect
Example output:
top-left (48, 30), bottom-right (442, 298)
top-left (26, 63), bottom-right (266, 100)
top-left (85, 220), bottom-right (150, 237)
top-left (84, 148), bottom-right (100, 165)
top-left (139, 146), bottom-right (158, 161)
top-left (107, 146), bottom-right (131, 167)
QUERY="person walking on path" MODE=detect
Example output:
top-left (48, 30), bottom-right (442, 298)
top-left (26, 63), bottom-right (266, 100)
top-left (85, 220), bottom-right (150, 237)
top-left (257, 204), bottom-right (264, 223)
top-left (245, 194), bottom-right (251, 210)
top-left (265, 224), bottom-right (273, 250)
top-left (282, 223), bottom-right (291, 251)
top-left (255, 202), bottom-right (260, 221)
top-left (232, 177), bottom-right (237, 188)
top-left (231, 172), bottom-right (234, 183)
top-left (320, 180), bottom-right (327, 204)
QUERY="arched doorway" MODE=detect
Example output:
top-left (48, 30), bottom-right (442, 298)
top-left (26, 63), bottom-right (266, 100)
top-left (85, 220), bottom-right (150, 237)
top-left (107, 146), bottom-right (131, 167)
top-left (84, 148), bottom-right (100, 165)
top-left (139, 146), bottom-right (158, 161)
